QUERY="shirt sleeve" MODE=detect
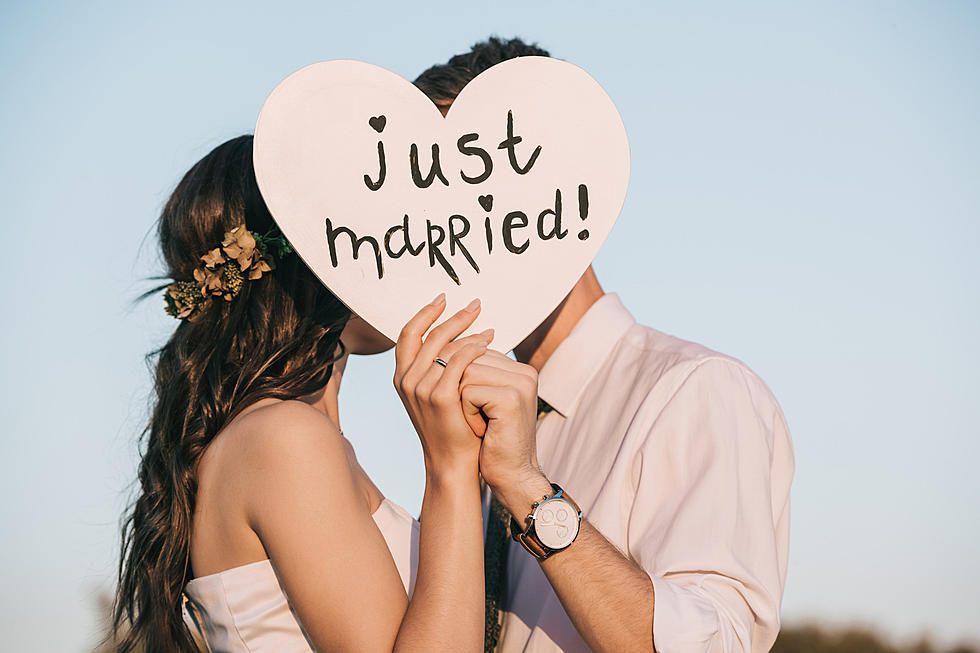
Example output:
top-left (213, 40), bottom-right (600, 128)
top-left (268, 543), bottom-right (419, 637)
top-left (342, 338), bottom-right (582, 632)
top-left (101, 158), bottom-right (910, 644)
top-left (625, 358), bottom-right (794, 653)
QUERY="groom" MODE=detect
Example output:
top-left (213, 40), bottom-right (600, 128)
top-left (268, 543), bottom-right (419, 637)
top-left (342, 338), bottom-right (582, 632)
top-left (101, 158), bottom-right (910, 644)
top-left (415, 38), bottom-right (794, 652)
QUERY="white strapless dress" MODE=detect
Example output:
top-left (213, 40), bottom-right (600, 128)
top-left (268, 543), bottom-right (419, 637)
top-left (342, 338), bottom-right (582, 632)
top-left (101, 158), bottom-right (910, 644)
top-left (182, 498), bottom-right (419, 652)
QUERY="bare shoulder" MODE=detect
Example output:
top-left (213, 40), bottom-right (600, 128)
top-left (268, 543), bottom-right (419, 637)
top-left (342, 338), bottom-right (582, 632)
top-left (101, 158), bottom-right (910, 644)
top-left (206, 399), bottom-right (348, 483)
top-left (190, 400), bottom-right (352, 575)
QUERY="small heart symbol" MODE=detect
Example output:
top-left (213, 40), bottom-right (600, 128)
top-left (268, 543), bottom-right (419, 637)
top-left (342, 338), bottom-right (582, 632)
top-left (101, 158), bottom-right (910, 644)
top-left (478, 194), bottom-right (493, 212)
top-left (368, 115), bottom-right (386, 133)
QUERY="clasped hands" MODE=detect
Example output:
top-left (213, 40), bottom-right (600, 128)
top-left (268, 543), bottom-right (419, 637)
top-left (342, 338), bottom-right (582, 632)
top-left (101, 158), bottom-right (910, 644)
top-left (393, 295), bottom-right (549, 514)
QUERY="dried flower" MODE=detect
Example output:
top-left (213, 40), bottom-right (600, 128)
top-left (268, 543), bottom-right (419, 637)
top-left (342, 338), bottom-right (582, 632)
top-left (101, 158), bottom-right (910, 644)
top-left (201, 247), bottom-right (226, 269)
top-left (164, 223), bottom-right (293, 320)
top-left (164, 280), bottom-right (207, 320)
top-left (220, 263), bottom-right (244, 299)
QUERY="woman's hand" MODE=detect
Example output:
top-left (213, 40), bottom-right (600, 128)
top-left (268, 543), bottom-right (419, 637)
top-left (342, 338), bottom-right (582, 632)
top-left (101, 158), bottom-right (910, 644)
top-left (394, 294), bottom-right (494, 481)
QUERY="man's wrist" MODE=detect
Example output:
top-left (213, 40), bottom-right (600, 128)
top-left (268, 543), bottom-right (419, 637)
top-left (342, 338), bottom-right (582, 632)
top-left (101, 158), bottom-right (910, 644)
top-left (490, 468), bottom-right (554, 523)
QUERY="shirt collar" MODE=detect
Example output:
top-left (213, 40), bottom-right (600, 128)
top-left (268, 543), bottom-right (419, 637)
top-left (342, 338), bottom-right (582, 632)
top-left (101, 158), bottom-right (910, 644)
top-left (536, 293), bottom-right (636, 418)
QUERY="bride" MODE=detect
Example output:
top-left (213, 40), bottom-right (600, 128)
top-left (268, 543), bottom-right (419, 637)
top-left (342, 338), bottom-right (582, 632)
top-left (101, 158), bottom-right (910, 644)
top-left (113, 135), bottom-right (496, 652)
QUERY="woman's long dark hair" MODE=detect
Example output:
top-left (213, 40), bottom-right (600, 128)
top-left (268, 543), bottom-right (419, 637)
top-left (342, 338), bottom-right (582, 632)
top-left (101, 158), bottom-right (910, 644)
top-left (113, 135), bottom-right (351, 652)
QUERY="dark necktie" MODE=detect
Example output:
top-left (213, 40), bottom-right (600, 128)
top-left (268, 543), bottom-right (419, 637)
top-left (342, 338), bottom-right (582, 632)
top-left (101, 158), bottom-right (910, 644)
top-left (484, 397), bottom-right (554, 652)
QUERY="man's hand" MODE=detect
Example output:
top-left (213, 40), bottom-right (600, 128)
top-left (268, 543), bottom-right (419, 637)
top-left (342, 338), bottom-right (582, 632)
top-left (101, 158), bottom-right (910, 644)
top-left (459, 350), bottom-right (553, 517)
top-left (460, 349), bottom-right (656, 653)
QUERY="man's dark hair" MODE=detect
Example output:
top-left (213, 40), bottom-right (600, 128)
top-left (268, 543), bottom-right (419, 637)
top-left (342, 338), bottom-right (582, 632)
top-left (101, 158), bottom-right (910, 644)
top-left (414, 36), bottom-right (550, 110)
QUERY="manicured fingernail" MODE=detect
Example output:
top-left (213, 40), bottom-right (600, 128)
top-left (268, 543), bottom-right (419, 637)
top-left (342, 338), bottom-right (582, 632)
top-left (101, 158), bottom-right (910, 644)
top-left (478, 328), bottom-right (495, 340)
top-left (464, 298), bottom-right (481, 312)
top-left (430, 293), bottom-right (446, 306)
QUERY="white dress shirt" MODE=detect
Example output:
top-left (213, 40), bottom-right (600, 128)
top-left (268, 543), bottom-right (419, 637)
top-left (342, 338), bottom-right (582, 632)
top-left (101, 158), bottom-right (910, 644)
top-left (492, 293), bottom-right (794, 653)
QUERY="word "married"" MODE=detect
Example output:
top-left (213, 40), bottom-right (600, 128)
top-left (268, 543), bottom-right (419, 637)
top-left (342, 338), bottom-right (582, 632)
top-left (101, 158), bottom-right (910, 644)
top-left (325, 185), bottom-right (590, 285)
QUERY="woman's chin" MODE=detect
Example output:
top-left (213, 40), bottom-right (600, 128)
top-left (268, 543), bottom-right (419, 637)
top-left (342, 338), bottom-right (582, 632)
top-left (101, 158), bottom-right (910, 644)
top-left (341, 316), bottom-right (396, 355)
top-left (349, 337), bottom-right (396, 356)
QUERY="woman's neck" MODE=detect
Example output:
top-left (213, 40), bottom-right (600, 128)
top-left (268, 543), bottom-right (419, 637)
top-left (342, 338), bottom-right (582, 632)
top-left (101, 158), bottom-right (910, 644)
top-left (301, 350), bottom-right (348, 432)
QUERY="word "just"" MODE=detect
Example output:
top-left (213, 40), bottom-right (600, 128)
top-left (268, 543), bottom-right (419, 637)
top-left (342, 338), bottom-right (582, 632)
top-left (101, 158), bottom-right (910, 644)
top-left (363, 111), bottom-right (542, 191)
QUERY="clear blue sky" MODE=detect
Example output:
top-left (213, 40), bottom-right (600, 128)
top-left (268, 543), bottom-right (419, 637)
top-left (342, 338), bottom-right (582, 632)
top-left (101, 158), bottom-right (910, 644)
top-left (1, 2), bottom-right (977, 651)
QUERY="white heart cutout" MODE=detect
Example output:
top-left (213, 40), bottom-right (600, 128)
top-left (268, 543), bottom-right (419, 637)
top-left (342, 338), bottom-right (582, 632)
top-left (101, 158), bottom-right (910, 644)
top-left (254, 57), bottom-right (630, 352)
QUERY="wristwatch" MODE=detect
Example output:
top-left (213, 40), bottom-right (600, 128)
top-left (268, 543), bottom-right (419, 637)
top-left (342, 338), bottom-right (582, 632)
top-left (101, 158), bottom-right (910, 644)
top-left (510, 483), bottom-right (582, 560)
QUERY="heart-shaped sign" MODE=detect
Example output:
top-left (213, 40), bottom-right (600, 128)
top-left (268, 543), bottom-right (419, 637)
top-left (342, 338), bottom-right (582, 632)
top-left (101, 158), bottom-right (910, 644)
top-left (254, 57), bottom-right (629, 351)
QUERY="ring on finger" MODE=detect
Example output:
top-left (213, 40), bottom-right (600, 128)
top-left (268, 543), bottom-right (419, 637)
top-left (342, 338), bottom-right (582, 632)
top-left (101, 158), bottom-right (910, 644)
top-left (433, 357), bottom-right (448, 368)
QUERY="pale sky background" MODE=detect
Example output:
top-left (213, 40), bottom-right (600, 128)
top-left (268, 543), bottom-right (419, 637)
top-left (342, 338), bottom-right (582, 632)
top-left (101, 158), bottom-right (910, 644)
top-left (1, 2), bottom-right (978, 651)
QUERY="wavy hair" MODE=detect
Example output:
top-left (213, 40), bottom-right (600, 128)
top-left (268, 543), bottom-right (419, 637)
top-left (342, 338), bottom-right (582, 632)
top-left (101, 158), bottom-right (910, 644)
top-left (112, 135), bottom-right (350, 652)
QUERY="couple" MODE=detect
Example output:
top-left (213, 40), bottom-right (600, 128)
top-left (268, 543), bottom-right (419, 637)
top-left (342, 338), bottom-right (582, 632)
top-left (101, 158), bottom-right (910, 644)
top-left (114, 38), bottom-right (794, 653)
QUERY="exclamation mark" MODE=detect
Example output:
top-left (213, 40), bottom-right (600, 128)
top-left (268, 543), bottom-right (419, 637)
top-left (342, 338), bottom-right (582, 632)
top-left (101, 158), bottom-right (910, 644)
top-left (577, 184), bottom-right (590, 240)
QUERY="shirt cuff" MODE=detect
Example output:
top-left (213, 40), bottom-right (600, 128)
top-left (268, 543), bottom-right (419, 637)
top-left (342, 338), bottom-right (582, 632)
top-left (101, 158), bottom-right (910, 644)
top-left (650, 574), bottom-right (721, 653)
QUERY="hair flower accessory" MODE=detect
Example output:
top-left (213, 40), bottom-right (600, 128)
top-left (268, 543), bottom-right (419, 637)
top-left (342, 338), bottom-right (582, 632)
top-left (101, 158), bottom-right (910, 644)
top-left (164, 224), bottom-right (294, 320)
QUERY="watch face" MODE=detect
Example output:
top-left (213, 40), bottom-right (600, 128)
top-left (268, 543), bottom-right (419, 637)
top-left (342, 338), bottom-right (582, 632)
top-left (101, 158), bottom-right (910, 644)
top-left (533, 496), bottom-right (580, 549)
